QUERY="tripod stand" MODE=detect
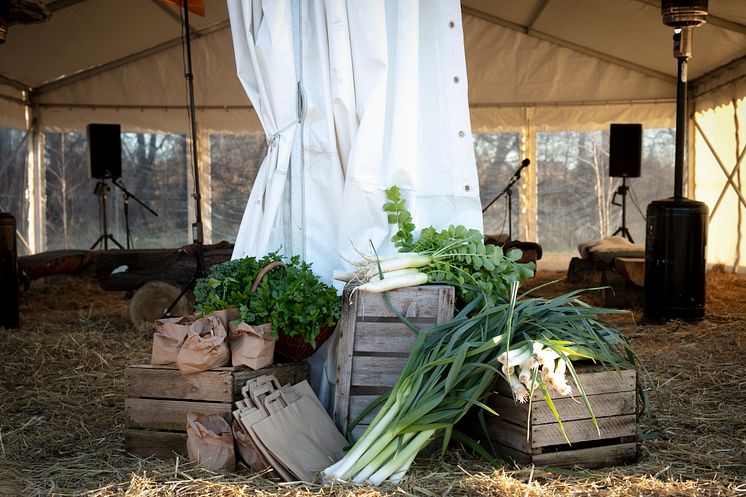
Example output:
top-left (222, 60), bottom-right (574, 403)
top-left (612, 177), bottom-right (634, 243)
top-left (90, 179), bottom-right (124, 250)
top-left (111, 179), bottom-right (158, 249)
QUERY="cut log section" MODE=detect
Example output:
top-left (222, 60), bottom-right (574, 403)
top-left (128, 281), bottom-right (191, 327)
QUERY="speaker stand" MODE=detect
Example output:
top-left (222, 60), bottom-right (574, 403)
top-left (90, 179), bottom-right (124, 250)
top-left (611, 177), bottom-right (634, 243)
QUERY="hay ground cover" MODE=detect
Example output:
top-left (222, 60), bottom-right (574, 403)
top-left (0, 269), bottom-right (744, 497)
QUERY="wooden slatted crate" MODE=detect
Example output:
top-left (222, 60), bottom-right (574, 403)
top-left (124, 362), bottom-right (309, 459)
top-left (471, 363), bottom-right (638, 468)
top-left (333, 284), bottom-right (455, 440)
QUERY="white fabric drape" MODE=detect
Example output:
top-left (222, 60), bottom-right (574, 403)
top-left (228, 0), bottom-right (482, 282)
top-left (227, 0), bottom-right (302, 263)
top-left (228, 0), bottom-right (483, 406)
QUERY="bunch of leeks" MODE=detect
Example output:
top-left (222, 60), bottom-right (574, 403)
top-left (322, 284), bottom-right (633, 485)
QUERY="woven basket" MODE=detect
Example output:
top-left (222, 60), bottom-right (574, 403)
top-left (250, 261), bottom-right (336, 362)
top-left (275, 325), bottom-right (335, 362)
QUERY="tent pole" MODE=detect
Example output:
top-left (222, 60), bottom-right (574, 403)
top-left (162, 0), bottom-right (205, 318)
top-left (183, 0), bottom-right (205, 275)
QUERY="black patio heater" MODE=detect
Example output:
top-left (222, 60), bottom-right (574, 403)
top-left (644, 0), bottom-right (709, 322)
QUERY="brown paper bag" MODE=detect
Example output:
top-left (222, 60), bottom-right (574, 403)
top-left (251, 391), bottom-right (348, 482)
top-left (176, 315), bottom-right (230, 375)
top-left (232, 419), bottom-right (275, 475)
top-left (151, 315), bottom-right (194, 365)
top-left (186, 412), bottom-right (235, 472)
top-left (229, 322), bottom-right (275, 369)
top-left (209, 308), bottom-right (239, 328)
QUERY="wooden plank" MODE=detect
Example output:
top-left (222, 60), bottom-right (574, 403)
top-left (125, 398), bottom-right (232, 431)
top-left (532, 414), bottom-right (637, 448)
top-left (494, 367), bottom-right (636, 401)
top-left (350, 356), bottom-right (408, 388)
top-left (125, 363), bottom-right (308, 402)
top-left (436, 284), bottom-right (455, 324)
top-left (482, 439), bottom-right (532, 465)
top-left (125, 366), bottom-right (234, 402)
top-left (532, 442), bottom-right (638, 468)
top-left (349, 394), bottom-right (384, 425)
top-left (352, 285), bottom-right (454, 319)
top-left (482, 418), bottom-right (532, 453)
top-left (333, 285), bottom-right (359, 432)
top-left (353, 322), bottom-right (418, 353)
top-left (488, 390), bottom-right (636, 427)
top-left (125, 430), bottom-right (187, 459)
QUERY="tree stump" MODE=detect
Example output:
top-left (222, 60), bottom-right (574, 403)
top-left (129, 281), bottom-right (191, 328)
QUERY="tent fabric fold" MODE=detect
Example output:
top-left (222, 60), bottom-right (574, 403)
top-left (227, 0), bottom-right (484, 409)
top-left (227, 0), bottom-right (483, 286)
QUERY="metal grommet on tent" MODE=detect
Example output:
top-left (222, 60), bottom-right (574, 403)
top-left (458, 130), bottom-right (465, 137)
top-left (453, 76), bottom-right (460, 84)
top-left (464, 185), bottom-right (470, 192)
top-left (448, 20), bottom-right (455, 28)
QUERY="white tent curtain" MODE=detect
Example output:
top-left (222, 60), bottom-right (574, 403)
top-left (227, 0), bottom-right (483, 284)
top-left (227, 0), bottom-right (304, 266)
top-left (227, 0), bottom-right (483, 406)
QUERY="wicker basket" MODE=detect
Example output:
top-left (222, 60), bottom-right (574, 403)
top-left (250, 261), bottom-right (336, 362)
top-left (275, 325), bottom-right (335, 362)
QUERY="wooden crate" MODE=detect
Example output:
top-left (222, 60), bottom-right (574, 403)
top-left (471, 363), bottom-right (638, 468)
top-left (334, 284), bottom-right (455, 439)
top-left (124, 362), bottom-right (309, 459)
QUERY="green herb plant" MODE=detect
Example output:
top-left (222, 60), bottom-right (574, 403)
top-left (193, 253), bottom-right (282, 315)
top-left (240, 255), bottom-right (341, 348)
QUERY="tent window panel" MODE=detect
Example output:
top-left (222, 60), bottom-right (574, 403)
top-left (44, 132), bottom-right (189, 250)
top-left (474, 132), bottom-right (521, 238)
top-left (0, 127), bottom-right (30, 255)
top-left (120, 133), bottom-right (188, 248)
top-left (209, 134), bottom-right (267, 244)
top-left (536, 129), bottom-right (675, 254)
top-left (44, 132), bottom-right (98, 251)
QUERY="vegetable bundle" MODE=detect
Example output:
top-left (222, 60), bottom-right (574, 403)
top-left (335, 187), bottom-right (535, 307)
top-left (322, 285), bottom-right (633, 485)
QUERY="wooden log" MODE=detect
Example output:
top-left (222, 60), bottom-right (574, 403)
top-left (95, 242), bottom-right (233, 291)
top-left (615, 257), bottom-right (645, 287)
top-left (17, 249), bottom-right (98, 287)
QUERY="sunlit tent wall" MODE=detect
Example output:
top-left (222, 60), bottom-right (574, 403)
top-left (0, 0), bottom-right (744, 272)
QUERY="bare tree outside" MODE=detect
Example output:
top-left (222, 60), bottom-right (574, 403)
top-left (474, 133), bottom-right (520, 237)
top-left (209, 134), bottom-right (267, 244)
top-left (0, 127), bottom-right (30, 255)
top-left (537, 129), bottom-right (675, 254)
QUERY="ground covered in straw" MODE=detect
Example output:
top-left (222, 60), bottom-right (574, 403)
top-left (0, 268), bottom-right (744, 497)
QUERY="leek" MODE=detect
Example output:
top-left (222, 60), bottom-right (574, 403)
top-left (322, 284), bottom-right (633, 485)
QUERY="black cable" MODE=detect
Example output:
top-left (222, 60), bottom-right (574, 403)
top-left (628, 184), bottom-right (647, 221)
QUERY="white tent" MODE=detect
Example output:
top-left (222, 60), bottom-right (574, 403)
top-left (1, 0), bottom-right (744, 271)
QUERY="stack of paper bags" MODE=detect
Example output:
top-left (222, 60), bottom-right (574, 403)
top-left (232, 375), bottom-right (347, 482)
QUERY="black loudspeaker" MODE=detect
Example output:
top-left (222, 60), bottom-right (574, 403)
top-left (609, 123), bottom-right (642, 178)
top-left (87, 123), bottom-right (122, 179)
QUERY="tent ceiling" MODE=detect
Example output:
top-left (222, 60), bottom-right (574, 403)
top-left (0, 0), bottom-right (744, 108)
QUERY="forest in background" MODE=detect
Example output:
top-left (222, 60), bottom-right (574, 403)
top-left (1, 127), bottom-right (675, 256)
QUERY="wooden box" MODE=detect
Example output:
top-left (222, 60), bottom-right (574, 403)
top-left (124, 362), bottom-right (309, 459)
top-left (333, 284), bottom-right (455, 439)
top-left (472, 363), bottom-right (638, 468)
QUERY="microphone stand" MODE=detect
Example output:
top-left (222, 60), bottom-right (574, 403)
top-left (111, 179), bottom-right (158, 249)
top-left (482, 159), bottom-right (530, 241)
